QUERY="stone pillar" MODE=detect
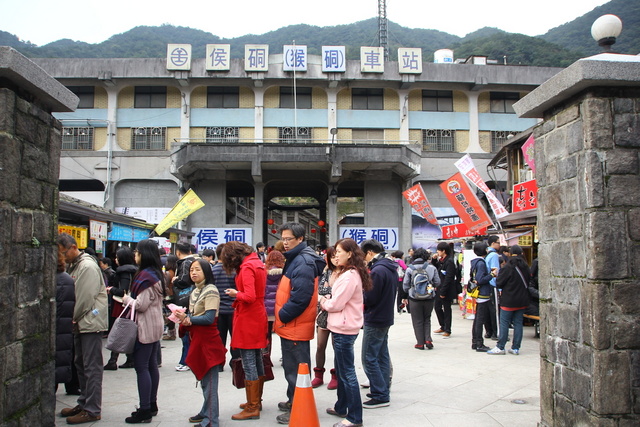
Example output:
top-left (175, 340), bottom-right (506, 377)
top-left (0, 47), bottom-right (78, 425)
top-left (514, 55), bottom-right (640, 426)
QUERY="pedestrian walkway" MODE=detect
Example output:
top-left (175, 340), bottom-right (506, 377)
top-left (55, 306), bottom-right (540, 426)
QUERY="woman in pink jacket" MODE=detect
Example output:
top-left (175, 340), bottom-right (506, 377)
top-left (319, 238), bottom-right (372, 427)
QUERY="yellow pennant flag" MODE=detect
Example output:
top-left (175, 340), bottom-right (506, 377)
top-left (154, 189), bottom-right (205, 236)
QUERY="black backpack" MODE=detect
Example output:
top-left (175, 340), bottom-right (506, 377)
top-left (411, 264), bottom-right (436, 300)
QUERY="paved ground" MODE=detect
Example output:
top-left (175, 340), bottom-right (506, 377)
top-left (55, 305), bottom-right (541, 426)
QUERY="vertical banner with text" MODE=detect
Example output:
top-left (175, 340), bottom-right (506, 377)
top-left (440, 173), bottom-right (493, 232)
top-left (402, 183), bottom-right (439, 226)
top-left (454, 154), bottom-right (509, 218)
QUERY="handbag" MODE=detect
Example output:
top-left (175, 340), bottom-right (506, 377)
top-left (174, 285), bottom-right (194, 308)
top-left (231, 353), bottom-right (275, 389)
top-left (106, 300), bottom-right (137, 354)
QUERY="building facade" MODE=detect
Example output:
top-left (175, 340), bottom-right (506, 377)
top-left (34, 48), bottom-right (560, 250)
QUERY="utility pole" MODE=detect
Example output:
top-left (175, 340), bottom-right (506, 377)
top-left (378, 0), bottom-right (389, 61)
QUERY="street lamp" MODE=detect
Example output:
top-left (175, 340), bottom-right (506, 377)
top-left (591, 14), bottom-right (623, 52)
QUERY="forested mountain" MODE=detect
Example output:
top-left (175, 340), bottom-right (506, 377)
top-left (1, 0), bottom-right (636, 67)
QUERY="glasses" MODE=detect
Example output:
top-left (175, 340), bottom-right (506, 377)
top-left (282, 237), bottom-right (298, 242)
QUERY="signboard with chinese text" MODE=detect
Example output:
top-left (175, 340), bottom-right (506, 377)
top-left (398, 48), bottom-right (422, 74)
top-left (58, 225), bottom-right (88, 249)
top-left (283, 45), bottom-right (307, 71)
top-left (166, 44), bottom-right (192, 70)
top-left (441, 223), bottom-right (487, 240)
top-left (454, 154), bottom-right (509, 219)
top-left (108, 223), bottom-right (150, 243)
top-left (360, 47), bottom-right (384, 73)
top-left (192, 228), bottom-right (253, 251)
top-left (89, 220), bottom-right (108, 241)
top-left (440, 173), bottom-right (493, 232)
top-left (322, 46), bottom-right (346, 72)
top-left (512, 179), bottom-right (538, 213)
top-left (206, 44), bottom-right (231, 71)
top-left (521, 135), bottom-right (537, 175)
top-left (402, 183), bottom-right (438, 226)
top-left (339, 227), bottom-right (398, 250)
top-left (245, 45), bottom-right (269, 72)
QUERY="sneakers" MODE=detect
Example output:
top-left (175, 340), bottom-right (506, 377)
top-left (508, 349), bottom-right (520, 355)
top-left (487, 346), bottom-right (506, 355)
top-left (476, 345), bottom-right (491, 352)
top-left (326, 407), bottom-right (348, 417)
top-left (433, 328), bottom-right (444, 334)
top-left (424, 341), bottom-right (434, 350)
top-left (359, 379), bottom-right (370, 388)
top-left (65, 410), bottom-right (101, 424)
top-left (276, 411), bottom-right (290, 424)
top-left (175, 364), bottom-right (191, 371)
top-left (189, 414), bottom-right (204, 423)
top-left (442, 332), bottom-right (451, 338)
top-left (277, 401), bottom-right (292, 412)
top-left (363, 398), bottom-right (390, 409)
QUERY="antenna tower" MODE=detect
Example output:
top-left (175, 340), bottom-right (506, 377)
top-left (378, 0), bottom-right (389, 60)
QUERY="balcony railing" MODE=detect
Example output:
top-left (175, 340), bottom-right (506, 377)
top-left (173, 138), bottom-right (419, 146)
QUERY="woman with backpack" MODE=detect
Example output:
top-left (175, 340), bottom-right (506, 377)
top-left (402, 248), bottom-right (440, 350)
top-left (468, 242), bottom-right (494, 352)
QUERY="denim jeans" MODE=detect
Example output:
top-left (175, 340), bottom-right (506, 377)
top-left (497, 308), bottom-right (525, 350)
top-left (198, 366), bottom-right (220, 427)
top-left (179, 333), bottom-right (190, 365)
top-left (280, 338), bottom-right (311, 403)
top-left (133, 340), bottom-right (160, 411)
top-left (361, 325), bottom-right (391, 402)
top-left (332, 332), bottom-right (362, 425)
top-left (240, 349), bottom-right (264, 382)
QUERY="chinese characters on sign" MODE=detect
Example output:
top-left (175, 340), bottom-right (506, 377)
top-left (58, 225), bottom-right (88, 249)
top-left (398, 48), bottom-right (422, 74)
top-left (441, 223), bottom-right (487, 240)
top-left (322, 46), bottom-right (346, 72)
top-left (245, 44), bottom-right (269, 72)
top-left (283, 45), bottom-right (307, 71)
top-left (360, 47), bottom-right (384, 73)
top-left (454, 154), bottom-right (509, 218)
top-left (166, 44), bottom-right (192, 71)
top-left (192, 228), bottom-right (253, 251)
top-left (521, 135), bottom-right (537, 175)
top-left (512, 179), bottom-right (538, 213)
top-left (440, 173), bottom-right (493, 232)
top-left (206, 44), bottom-right (231, 71)
top-left (89, 220), bottom-right (108, 241)
top-left (402, 183), bottom-right (439, 226)
top-left (339, 227), bottom-right (398, 250)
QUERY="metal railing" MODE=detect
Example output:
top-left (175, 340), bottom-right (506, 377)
top-left (173, 138), bottom-right (419, 146)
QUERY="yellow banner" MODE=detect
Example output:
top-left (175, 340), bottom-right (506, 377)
top-left (58, 225), bottom-right (89, 249)
top-left (154, 189), bottom-right (205, 236)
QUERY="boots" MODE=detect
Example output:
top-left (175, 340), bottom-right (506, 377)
top-left (327, 368), bottom-right (338, 390)
top-left (125, 407), bottom-right (152, 424)
top-left (232, 379), bottom-right (261, 420)
top-left (104, 352), bottom-right (118, 370)
top-left (311, 367), bottom-right (325, 388)
top-left (162, 327), bottom-right (176, 340)
top-left (239, 376), bottom-right (265, 410)
top-left (119, 354), bottom-right (134, 369)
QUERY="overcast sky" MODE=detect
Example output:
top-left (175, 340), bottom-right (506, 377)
top-left (2, 0), bottom-right (612, 46)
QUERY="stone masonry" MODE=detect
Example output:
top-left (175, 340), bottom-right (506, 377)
top-left (0, 47), bottom-right (77, 426)
top-left (515, 56), bottom-right (640, 426)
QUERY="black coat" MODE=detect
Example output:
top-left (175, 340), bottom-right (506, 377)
top-left (364, 255), bottom-right (398, 328)
top-left (496, 257), bottom-right (531, 309)
top-left (55, 272), bottom-right (75, 384)
top-left (110, 264), bottom-right (138, 297)
top-left (432, 255), bottom-right (458, 299)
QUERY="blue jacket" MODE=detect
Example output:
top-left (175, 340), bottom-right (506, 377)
top-left (364, 254), bottom-right (397, 328)
top-left (279, 242), bottom-right (325, 324)
top-left (211, 262), bottom-right (236, 315)
top-left (470, 257), bottom-right (493, 301)
top-left (485, 248), bottom-right (500, 287)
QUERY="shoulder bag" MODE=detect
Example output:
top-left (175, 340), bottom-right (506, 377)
top-left (106, 299), bottom-right (138, 354)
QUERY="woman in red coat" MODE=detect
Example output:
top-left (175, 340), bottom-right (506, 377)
top-left (220, 241), bottom-right (268, 421)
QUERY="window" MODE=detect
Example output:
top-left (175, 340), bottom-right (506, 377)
top-left (352, 129), bottom-right (384, 144)
top-left (67, 86), bottom-right (94, 109)
top-left (207, 87), bottom-right (239, 108)
top-left (62, 127), bottom-right (94, 150)
top-left (490, 92), bottom-right (519, 114)
top-left (279, 87), bottom-right (312, 109)
top-left (422, 90), bottom-right (453, 112)
top-left (131, 127), bottom-right (166, 150)
top-left (206, 126), bottom-right (239, 143)
top-left (278, 127), bottom-right (311, 143)
top-left (134, 86), bottom-right (167, 108)
top-left (491, 130), bottom-right (517, 152)
top-left (422, 129), bottom-right (456, 152)
top-left (352, 88), bottom-right (383, 110)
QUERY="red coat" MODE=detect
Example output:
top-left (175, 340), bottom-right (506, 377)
top-left (231, 253), bottom-right (268, 350)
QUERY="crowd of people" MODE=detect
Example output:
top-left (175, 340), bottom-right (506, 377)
top-left (55, 225), bottom-right (539, 426)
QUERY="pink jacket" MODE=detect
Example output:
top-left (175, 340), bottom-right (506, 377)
top-left (320, 269), bottom-right (363, 335)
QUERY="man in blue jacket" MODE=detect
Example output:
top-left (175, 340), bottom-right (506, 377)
top-left (360, 239), bottom-right (398, 409)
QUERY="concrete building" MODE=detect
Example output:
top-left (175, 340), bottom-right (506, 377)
top-left (34, 49), bottom-right (560, 250)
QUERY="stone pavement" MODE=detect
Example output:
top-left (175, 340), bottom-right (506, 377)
top-left (55, 306), bottom-right (541, 426)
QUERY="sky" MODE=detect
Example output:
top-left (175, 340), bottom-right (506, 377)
top-left (1, 0), bottom-right (612, 46)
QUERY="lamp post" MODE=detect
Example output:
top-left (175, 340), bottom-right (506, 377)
top-left (591, 14), bottom-right (623, 52)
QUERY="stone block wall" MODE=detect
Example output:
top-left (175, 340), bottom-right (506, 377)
top-left (0, 86), bottom-right (61, 426)
top-left (536, 87), bottom-right (640, 426)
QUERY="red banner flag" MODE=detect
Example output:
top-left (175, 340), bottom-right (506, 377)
top-left (402, 183), bottom-right (439, 226)
top-left (440, 173), bottom-right (493, 232)
top-left (512, 179), bottom-right (538, 212)
top-left (442, 223), bottom-right (487, 240)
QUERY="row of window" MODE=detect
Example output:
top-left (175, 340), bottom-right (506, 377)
top-left (68, 86), bottom-right (519, 113)
top-left (62, 126), bottom-right (515, 152)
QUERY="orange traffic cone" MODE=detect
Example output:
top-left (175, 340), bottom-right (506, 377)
top-left (289, 363), bottom-right (320, 427)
